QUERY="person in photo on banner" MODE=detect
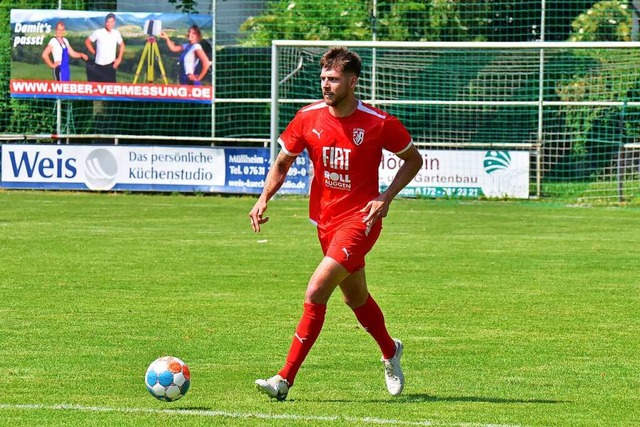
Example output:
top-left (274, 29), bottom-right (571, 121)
top-left (249, 46), bottom-right (423, 401)
top-left (41, 21), bottom-right (88, 81)
top-left (85, 12), bottom-right (125, 83)
top-left (160, 25), bottom-right (210, 86)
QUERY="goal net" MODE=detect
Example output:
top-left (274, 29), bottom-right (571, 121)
top-left (272, 40), bottom-right (640, 205)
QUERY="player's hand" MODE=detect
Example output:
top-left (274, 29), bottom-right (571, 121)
top-left (81, 54), bottom-right (88, 61)
top-left (249, 200), bottom-right (270, 233)
top-left (360, 197), bottom-right (390, 232)
top-left (113, 58), bottom-right (121, 69)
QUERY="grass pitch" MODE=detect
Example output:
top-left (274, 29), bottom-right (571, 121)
top-left (0, 191), bottom-right (638, 427)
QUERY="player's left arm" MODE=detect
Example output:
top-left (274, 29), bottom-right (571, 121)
top-left (114, 38), bottom-right (125, 69)
top-left (67, 43), bottom-right (88, 61)
top-left (361, 144), bottom-right (422, 225)
top-left (194, 48), bottom-right (211, 82)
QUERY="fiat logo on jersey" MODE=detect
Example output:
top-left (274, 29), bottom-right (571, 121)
top-left (352, 128), bottom-right (365, 145)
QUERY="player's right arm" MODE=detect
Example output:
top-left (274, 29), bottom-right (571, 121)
top-left (67, 41), bottom-right (88, 61)
top-left (160, 32), bottom-right (183, 53)
top-left (249, 151), bottom-right (297, 233)
top-left (84, 35), bottom-right (96, 56)
top-left (41, 42), bottom-right (57, 68)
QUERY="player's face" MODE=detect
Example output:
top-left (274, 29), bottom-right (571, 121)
top-left (320, 67), bottom-right (356, 107)
top-left (55, 24), bottom-right (65, 37)
top-left (105, 17), bottom-right (115, 31)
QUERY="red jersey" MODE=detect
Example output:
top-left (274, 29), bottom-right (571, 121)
top-left (279, 100), bottom-right (413, 228)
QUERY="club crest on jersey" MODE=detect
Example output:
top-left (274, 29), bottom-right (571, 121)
top-left (352, 128), bottom-right (365, 146)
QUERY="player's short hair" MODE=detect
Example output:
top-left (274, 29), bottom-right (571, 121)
top-left (105, 13), bottom-right (116, 22)
top-left (320, 46), bottom-right (361, 77)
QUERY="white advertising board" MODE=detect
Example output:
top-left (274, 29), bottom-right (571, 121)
top-left (380, 149), bottom-right (530, 198)
top-left (0, 144), bottom-right (309, 194)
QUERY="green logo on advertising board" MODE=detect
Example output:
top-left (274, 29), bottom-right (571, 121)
top-left (483, 151), bottom-right (512, 174)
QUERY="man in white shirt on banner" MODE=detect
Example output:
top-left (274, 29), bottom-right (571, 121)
top-left (85, 13), bottom-right (125, 83)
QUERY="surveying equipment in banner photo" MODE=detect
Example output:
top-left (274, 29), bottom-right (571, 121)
top-left (134, 20), bottom-right (168, 84)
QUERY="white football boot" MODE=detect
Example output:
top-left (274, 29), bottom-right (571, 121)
top-left (255, 374), bottom-right (290, 401)
top-left (381, 338), bottom-right (405, 396)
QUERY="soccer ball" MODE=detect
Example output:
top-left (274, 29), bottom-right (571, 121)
top-left (145, 356), bottom-right (191, 401)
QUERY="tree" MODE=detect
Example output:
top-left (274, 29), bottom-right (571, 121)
top-left (569, 0), bottom-right (632, 41)
top-left (240, 0), bottom-right (371, 46)
top-left (239, 0), bottom-right (552, 45)
top-left (556, 1), bottom-right (636, 176)
top-left (167, 0), bottom-right (199, 14)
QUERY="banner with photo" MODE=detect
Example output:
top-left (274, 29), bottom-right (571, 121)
top-left (10, 9), bottom-right (213, 103)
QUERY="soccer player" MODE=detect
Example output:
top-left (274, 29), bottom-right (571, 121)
top-left (249, 46), bottom-right (423, 400)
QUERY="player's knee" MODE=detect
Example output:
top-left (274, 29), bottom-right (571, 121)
top-left (304, 285), bottom-right (331, 305)
top-left (342, 293), bottom-right (368, 310)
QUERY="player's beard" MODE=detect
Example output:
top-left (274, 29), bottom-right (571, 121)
top-left (323, 91), bottom-right (345, 107)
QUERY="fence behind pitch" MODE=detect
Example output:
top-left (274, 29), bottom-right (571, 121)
top-left (1, 1), bottom-right (639, 204)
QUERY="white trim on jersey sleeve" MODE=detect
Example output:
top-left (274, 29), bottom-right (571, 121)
top-left (277, 137), bottom-right (303, 156)
top-left (394, 140), bottom-right (414, 155)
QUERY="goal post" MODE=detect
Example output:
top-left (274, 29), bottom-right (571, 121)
top-left (271, 40), bottom-right (640, 204)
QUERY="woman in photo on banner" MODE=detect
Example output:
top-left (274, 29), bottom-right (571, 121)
top-left (160, 25), bottom-right (210, 86)
top-left (41, 21), bottom-right (88, 81)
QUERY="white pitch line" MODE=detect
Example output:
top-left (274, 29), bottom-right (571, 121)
top-left (0, 403), bottom-right (523, 427)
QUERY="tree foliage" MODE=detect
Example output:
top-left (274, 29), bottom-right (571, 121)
top-left (569, 0), bottom-right (631, 41)
top-left (240, 0), bottom-right (371, 46)
top-left (167, 0), bottom-right (199, 14)
top-left (559, 1), bottom-right (635, 165)
top-left (239, 0), bottom-right (567, 45)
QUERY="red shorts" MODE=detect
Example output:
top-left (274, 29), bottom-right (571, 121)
top-left (317, 215), bottom-right (382, 273)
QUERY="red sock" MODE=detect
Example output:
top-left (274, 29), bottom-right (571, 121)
top-left (353, 294), bottom-right (396, 359)
top-left (278, 302), bottom-right (326, 386)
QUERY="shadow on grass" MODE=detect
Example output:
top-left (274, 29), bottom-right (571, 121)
top-left (401, 393), bottom-right (566, 404)
top-left (314, 393), bottom-right (567, 404)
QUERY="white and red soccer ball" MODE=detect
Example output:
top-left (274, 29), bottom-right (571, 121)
top-left (145, 356), bottom-right (191, 401)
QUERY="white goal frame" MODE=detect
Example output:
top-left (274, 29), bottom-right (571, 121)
top-left (270, 40), bottom-right (640, 199)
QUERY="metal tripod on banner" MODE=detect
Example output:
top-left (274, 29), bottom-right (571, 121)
top-left (133, 36), bottom-right (168, 85)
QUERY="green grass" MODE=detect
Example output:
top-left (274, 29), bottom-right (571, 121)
top-left (0, 191), bottom-right (638, 426)
top-left (541, 179), bottom-right (640, 206)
